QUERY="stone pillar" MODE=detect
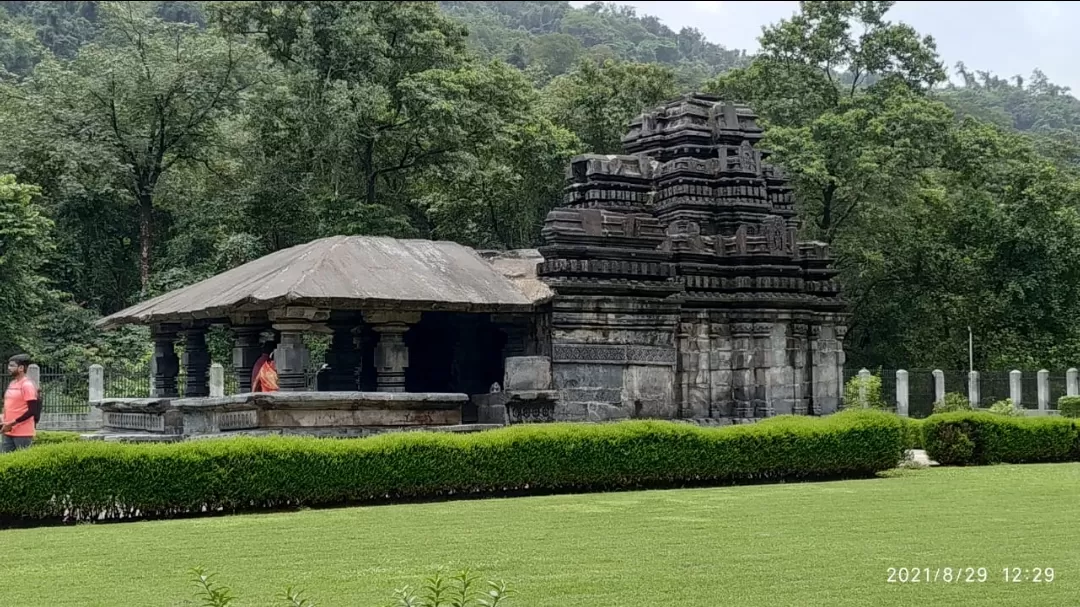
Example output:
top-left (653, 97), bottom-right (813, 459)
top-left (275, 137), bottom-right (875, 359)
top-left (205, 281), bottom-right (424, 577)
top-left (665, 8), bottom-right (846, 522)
top-left (676, 318), bottom-right (695, 418)
top-left (809, 322), bottom-right (841, 415)
top-left (27, 363), bottom-right (40, 389)
top-left (708, 320), bottom-right (734, 418)
top-left (678, 313), bottom-right (712, 419)
top-left (968, 371), bottom-right (980, 408)
top-left (1068, 368), bottom-right (1079, 397)
top-left (731, 322), bottom-right (755, 418)
top-left (324, 319), bottom-right (362, 391)
top-left (895, 369), bottom-right (909, 417)
top-left (231, 323), bottom-right (266, 393)
top-left (764, 321), bottom-right (794, 416)
top-left (270, 306), bottom-right (330, 392)
top-left (751, 322), bottom-right (774, 417)
top-left (151, 323), bottom-right (181, 397)
top-left (210, 363), bottom-right (225, 397)
top-left (1037, 369), bottom-right (1050, 412)
top-left (932, 369), bottom-right (945, 404)
top-left (367, 310), bottom-right (422, 393)
top-left (181, 325), bottom-right (211, 397)
top-left (1010, 370), bottom-right (1022, 407)
top-left (857, 368), bottom-right (871, 408)
top-left (833, 324), bottom-right (848, 410)
top-left (275, 329), bottom-right (310, 391)
top-left (789, 322), bottom-right (809, 415)
top-left (89, 364), bottom-right (104, 401)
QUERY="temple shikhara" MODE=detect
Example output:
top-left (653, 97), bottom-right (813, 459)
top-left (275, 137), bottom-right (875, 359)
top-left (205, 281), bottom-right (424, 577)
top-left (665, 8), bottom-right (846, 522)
top-left (96, 93), bottom-right (847, 439)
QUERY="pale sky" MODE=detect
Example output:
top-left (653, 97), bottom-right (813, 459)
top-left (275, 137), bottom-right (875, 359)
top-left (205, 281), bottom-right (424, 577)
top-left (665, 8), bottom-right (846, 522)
top-left (570, 1), bottom-right (1080, 94)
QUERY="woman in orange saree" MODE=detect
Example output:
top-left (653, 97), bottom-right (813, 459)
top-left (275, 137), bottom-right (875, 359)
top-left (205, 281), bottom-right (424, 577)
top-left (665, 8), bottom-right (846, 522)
top-left (253, 355), bottom-right (279, 392)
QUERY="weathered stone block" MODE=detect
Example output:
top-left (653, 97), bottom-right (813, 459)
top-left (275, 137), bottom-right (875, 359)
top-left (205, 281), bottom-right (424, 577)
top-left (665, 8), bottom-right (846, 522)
top-left (555, 400), bottom-right (589, 420)
top-left (623, 365), bottom-right (676, 418)
top-left (553, 362), bottom-right (623, 391)
top-left (472, 392), bottom-right (509, 424)
top-left (587, 402), bottom-right (630, 421)
top-left (504, 356), bottom-right (553, 391)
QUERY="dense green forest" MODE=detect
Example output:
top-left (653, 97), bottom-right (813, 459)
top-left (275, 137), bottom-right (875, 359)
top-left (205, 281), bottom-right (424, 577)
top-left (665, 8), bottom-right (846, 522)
top-left (2, 0), bottom-right (1080, 372)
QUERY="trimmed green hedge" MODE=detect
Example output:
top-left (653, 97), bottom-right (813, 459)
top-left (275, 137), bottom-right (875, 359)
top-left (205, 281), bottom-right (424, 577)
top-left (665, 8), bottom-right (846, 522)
top-left (34, 431), bottom-right (81, 445)
top-left (0, 410), bottom-right (904, 524)
top-left (923, 412), bottom-right (1079, 466)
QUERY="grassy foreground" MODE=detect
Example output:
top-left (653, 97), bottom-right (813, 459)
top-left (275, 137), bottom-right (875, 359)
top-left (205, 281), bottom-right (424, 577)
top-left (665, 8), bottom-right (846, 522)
top-left (0, 464), bottom-right (1077, 606)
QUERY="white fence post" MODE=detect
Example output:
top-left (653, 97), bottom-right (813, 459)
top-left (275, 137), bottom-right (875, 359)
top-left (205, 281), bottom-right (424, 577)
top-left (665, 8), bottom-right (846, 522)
top-left (89, 364), bottom-right (104, 402)
top-left (149, 355), bottom-right (158, 397)
top-left (857, 368), bottom-right (870, 407)
top-left (87, 364), bottom-right (105, 426)
top-left (27, 363), bottom-right (40, 388)
top-left (1010, 370), bottom-right (1022, 408)
top-left (210, 363), bottom-right (225, 398)
top-left (1068, 368), bottom-right (1079, 397)
top-left (968, 371), bottom-right (980, 408)
top-left (1037, 369), bottom-right (1050, 412)
top-left (933, 369), bottom-right (945, 404)
top-left (895, 370), bottom-right (909, 417)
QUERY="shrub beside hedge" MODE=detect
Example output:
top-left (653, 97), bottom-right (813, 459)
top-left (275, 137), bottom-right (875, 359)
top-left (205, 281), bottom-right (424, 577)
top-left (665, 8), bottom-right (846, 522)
top-left (0, 410), bottom-right (905, 524)
top-left (923, 412), bottom-right (1079, 466)
top-left (1058, 396), bottom-right (1080, 418)
top-left (901, 417), bottom-right (924, 450)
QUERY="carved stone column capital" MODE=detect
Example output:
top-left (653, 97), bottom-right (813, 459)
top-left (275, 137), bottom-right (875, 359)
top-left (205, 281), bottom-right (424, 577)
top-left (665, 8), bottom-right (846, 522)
top-left (268, 306), bottom-right (331, 323)
top-left (364, 310), bottom-right (423, 327)
top-left (365, 310), bottom-right (421, 392)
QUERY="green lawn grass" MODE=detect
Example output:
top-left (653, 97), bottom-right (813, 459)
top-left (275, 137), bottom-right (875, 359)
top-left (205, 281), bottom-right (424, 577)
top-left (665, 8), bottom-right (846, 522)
top-left (1, 463), bottom-right (1077, 606)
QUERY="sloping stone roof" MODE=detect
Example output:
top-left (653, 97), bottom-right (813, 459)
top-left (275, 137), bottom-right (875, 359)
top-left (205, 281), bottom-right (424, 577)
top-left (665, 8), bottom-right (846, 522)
top-left (479, 249), bottom-right (554, 304)
top-left (99, 236), bottom-right (547, 328)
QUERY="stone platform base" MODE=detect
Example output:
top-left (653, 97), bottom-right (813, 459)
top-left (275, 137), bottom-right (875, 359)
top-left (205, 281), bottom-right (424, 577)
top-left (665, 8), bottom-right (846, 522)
top-left (95, 391), bottom-right (470, 438)
top-left (81, 423), bottom-right (502, 443)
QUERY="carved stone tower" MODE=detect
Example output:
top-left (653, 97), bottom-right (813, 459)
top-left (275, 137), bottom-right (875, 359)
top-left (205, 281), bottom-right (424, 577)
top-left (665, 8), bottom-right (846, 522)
top-left (538, 93), bottom-right (847, 422)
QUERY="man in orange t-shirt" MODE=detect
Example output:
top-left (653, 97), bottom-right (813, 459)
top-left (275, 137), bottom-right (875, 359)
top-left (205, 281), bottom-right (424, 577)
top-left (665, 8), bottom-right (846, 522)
top-left (2, 354), bottom-right (41, 453)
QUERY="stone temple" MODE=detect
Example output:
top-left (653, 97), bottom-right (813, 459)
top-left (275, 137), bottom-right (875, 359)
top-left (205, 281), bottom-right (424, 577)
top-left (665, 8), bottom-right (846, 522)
top-left (95, 94), bottom-right (846, 439)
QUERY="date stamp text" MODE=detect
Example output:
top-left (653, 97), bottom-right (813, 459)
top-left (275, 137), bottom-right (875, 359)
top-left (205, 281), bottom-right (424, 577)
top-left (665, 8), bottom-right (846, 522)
top-left (886, 567), bottom-right (1055, 583)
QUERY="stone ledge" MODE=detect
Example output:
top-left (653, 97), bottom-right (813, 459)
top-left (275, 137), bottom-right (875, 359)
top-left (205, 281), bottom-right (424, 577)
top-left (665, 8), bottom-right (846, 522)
top-left (81, 424), bottom-right (504, 443)
top-left (169, 392), bottom-right (470, 411)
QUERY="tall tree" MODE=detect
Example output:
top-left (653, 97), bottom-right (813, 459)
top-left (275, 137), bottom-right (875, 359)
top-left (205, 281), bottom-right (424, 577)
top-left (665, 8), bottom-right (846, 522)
top-left (214, 1), bottom-right (574, 249)
top-left (418, 61), bottom-right (580, 249)
top-left (17, 2), bottom-right (252, 291)
top-left (543, 57), bottom-right (677, 154)
top-left (0, 174), bottom-right (52, 356)
top-left (706, 0), bottom-right (947, 242)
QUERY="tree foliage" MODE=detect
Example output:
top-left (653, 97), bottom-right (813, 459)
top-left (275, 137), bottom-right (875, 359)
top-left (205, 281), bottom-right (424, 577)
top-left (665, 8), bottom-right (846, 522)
top-left (2, 0), bottom-right (1080, 375)
top-left (0, 174), bottom-right (52, 355)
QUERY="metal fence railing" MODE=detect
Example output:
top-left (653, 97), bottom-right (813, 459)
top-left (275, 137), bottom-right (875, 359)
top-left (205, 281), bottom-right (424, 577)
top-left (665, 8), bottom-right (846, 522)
top-left (38, 365), bottom-right (91, 414)
top-left (33, 362), bottom-right (324, 413)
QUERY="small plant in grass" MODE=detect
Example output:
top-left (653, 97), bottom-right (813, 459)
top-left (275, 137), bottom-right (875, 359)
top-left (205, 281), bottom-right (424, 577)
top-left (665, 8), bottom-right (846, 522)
top-left (1058, 396), bottom-right (1080, 418)
top-left (191, 567), bottom-right (237, 607)
top-left (279, 587), bottom-right (316, 607)
top-left (391, 568), bottom-right (512, 607)
top-left (987, 399), bottom-right (1023, 417)
top-left (933, 392), bottom-right (972, 414)
top-left (188, 567), bottom-right (511, 606)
